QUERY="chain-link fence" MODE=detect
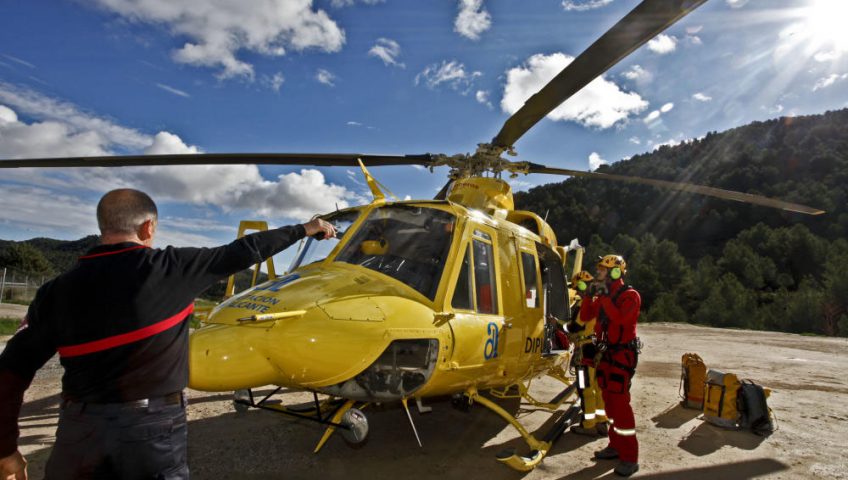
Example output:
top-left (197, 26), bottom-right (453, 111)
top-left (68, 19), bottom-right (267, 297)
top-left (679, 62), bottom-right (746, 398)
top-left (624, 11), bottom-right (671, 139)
top-left (0, 266), bottom-right (48, 304)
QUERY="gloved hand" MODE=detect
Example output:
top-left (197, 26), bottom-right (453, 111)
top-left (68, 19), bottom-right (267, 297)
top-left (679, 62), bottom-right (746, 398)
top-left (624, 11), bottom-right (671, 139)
top-left (590, 281), bottom-right (608, 297)
top-left (565, 320), bottom-right (583, 334)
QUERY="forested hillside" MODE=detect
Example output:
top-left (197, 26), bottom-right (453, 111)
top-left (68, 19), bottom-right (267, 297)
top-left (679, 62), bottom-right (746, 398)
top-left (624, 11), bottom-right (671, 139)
top-left (516, 108), bottom-right (848, 336)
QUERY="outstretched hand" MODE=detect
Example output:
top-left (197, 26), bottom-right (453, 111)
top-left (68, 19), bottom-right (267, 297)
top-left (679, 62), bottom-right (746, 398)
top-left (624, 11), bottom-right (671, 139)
top-left (0, 450), bottom-right (27, 480)
top-left (303, 218), bottom-right (337, 240)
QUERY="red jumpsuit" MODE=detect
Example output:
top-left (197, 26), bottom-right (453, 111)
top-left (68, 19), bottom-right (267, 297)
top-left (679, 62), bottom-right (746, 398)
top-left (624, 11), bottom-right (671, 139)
top-left (580, 279), bottom-right (641, 463)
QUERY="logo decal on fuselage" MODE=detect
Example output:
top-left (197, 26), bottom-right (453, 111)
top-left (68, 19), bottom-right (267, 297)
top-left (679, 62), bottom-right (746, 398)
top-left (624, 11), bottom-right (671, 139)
top-left (484, 322), bottom-right (499, 360)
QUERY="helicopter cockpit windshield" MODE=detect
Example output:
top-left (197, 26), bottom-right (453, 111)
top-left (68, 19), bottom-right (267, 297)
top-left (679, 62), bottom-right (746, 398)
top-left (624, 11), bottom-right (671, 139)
top-left (288, 210), bottom-right (360, 271)
top-left (336, 205), bottom-right (455, 300)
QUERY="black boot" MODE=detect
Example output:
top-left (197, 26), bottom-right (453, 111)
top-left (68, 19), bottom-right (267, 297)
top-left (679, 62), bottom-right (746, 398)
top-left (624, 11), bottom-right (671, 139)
top-left (593, 446), bottom-right (619, 460)
top-left (614, 461), bottom-right (639, 477)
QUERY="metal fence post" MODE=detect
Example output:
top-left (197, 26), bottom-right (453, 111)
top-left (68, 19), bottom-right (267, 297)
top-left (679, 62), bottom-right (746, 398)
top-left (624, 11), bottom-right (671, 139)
top-left (0, 267), bottom-right (5, 304)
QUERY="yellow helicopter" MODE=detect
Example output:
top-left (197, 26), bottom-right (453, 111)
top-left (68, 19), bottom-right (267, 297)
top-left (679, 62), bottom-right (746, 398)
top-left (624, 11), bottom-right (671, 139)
top-left (0, 0), bottom-right (824, 472)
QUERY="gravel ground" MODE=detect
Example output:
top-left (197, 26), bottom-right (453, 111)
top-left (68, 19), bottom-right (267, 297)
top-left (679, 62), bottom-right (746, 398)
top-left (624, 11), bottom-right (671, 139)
top-left (6, 322), bottom-right (848, 479)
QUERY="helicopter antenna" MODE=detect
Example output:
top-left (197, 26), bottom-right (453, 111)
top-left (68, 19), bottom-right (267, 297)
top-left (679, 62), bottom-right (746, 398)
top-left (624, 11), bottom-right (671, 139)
top-left (401, 398), bottom-right (423, 447)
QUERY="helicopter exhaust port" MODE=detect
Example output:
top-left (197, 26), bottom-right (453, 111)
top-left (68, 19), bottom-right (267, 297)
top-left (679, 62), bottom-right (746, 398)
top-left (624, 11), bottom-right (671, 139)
top-left (318, 339), bottom-right (439, 402)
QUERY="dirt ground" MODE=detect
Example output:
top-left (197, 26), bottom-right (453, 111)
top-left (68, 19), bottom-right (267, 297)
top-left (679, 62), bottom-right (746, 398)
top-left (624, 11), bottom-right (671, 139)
top-left (4, 322), bottom-right (847, 479)
top-left (0, 303), bottom-right (27, 319)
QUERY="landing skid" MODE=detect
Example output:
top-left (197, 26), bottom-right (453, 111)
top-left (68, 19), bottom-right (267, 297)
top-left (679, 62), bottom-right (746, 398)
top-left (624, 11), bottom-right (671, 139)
top-left (465, 372), bottom-right (582, 472)
top-left (232, 388), bottom-right (370, 451)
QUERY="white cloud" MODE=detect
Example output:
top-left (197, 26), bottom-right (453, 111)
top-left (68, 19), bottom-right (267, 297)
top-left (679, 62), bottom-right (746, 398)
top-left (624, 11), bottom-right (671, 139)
top-left (588, 152), bottom-right (607, 171)
top-left (692, 92), bottom-right (712, 102)
top-left (316, 68), bottom-right (336, 86)
top-left (686, 35), bottom-right (702, 46)
top-left (475, 90), bottom-right (493, 108)
top-left (0, 88), bottom-right (357, 222)
top-left (686, 26), bottom-right (703, 35)
top-left (561, 0), bottom-right (613, 11)
top-left (155, 83), bottom-right (190, 98)
top-left (330, 0), bottom-right (384, 6)
top-left (0, 81), bottom-right (150, 149)
top-left (643, 102), bottom-right (673, 124)
top-left (416, 60), bottom-right (481, 93)
top-left (501, 52), bottom-right (647, 129)
top-left (1, 54), bottom-right (35, 69)
top-left (622, 64), bottom-right (652, 83)
top-left (643, 110), bottom-right (661, 123)
top-left (725, 0), bottom-right (749, 8)
top-left (346, 121), bottom-right (362, 127)
top-left (812, 73), bottom-right (847, 91)
top-left (454, 0), bottom-right (491, 41)
top-left (87, 0), bottom-right (345, 79)
top-left (647, 34), bottom-right (677, 55)
top-left (0, 108), bottom-right (110, 159)
top-left (143, 131), bottom-right (201, 155)
top-left (629, 136), bottom-right (640, 145)
top-left (368, 38), bottom-right (404, 67)
top-left (814, 50), bottom-right (841, 62)
top-left (0, 185), bottom-right (98, 238)
top-left (652, 138), bottom-right (682, 151)
top-left (0, 105), bottom-right (16, 124)
top-left (262, 72), bottom-right (285, 92)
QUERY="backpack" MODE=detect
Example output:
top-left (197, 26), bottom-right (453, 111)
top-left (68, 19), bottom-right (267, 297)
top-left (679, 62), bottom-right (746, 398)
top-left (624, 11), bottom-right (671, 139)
top-left (738, 380), bottom-right (776, 436)
top-left (680, 353), bottom-right (707, 409)
top-left (703, 369), bottom-right (741, 429)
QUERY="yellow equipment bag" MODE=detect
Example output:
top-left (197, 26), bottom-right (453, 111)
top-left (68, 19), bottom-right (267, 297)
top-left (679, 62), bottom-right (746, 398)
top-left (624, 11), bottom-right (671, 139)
top-left (680, 353), bottom-right (707, 409)
top-left (703, 369), bottom-right (741, 429)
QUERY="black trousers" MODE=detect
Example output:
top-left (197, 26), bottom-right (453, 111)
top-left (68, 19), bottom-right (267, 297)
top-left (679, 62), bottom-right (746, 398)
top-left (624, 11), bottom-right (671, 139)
top-left (44, 398), bottom-right (188, 480)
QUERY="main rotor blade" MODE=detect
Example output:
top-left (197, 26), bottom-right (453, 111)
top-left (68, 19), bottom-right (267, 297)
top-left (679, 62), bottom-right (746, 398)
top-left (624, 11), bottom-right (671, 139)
top-left (492, 0), bottom-right (708, 149)
top-left (0, 153), bottom-right (434, 169)
top-left (527, 164), bottom-right (825, 216)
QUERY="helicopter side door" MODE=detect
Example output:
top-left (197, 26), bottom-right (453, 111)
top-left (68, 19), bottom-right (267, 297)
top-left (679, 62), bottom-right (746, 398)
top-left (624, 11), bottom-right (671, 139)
top-left (445, 222), bottom-right (505, 383)
top-left (514, 236), bottom-right (545, 370)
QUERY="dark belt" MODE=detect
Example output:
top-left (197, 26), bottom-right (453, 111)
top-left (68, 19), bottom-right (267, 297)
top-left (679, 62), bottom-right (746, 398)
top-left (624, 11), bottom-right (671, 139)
top-left (61, 391), bottom-right (184, 414)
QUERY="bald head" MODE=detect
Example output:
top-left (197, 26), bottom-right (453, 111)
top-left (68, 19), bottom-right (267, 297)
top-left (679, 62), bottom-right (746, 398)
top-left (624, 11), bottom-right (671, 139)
top-left (97, 189), bottom-right (158, 237)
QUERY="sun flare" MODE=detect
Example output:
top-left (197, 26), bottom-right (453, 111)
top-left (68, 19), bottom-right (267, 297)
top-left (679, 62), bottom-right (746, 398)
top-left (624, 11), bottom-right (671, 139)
top-left (806, 0), bottom-right (848, 53)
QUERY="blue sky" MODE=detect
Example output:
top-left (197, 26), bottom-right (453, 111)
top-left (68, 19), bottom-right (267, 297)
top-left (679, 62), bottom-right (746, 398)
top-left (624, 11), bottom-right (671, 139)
top-left (1, 0), bottom-right (847, 256)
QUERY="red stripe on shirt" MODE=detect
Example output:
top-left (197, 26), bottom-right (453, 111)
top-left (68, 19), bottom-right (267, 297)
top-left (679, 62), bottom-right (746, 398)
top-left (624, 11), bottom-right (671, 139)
top-left (79, 245), bottom-right (149, 260)
top-left (57, 304), bottom-right (194, 358)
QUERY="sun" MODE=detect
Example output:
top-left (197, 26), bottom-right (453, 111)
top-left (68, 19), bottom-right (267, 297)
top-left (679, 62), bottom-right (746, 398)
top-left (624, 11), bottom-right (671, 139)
top-left (805, 0), bottom-right (848, 54)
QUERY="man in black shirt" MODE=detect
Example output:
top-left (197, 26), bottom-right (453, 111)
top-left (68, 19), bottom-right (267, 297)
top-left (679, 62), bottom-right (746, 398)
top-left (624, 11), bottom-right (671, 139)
top-left (0, 188), bottom-right (336, 479)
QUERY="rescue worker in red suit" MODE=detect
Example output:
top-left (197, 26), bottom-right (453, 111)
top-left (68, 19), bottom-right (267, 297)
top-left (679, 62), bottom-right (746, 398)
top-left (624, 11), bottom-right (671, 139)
top-left (578, 254), bottom-right (641, 477)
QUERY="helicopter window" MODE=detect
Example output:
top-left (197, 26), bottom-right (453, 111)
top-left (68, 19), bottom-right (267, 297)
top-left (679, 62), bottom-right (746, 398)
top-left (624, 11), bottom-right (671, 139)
top-left (521, 251), bottom-right (539, 309)
top-left (473, 239), bottom-right (498, 314)
top-left (336, 205), bottom-right (455, 300)
top-left (288, 210), bottom-right (360, 271)
top-left (538, 242), bottom-right (568, 322)
top-left (451, 246), bottom-right (473, 311)
top-left (473, 230), bottom-right (491, 241)
top-left (518, 218), bottom-right (539, 235)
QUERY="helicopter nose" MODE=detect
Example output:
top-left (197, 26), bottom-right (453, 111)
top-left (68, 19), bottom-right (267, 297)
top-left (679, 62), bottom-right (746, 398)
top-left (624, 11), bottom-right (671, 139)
top-left (188, 306), bottom-right (394, 391)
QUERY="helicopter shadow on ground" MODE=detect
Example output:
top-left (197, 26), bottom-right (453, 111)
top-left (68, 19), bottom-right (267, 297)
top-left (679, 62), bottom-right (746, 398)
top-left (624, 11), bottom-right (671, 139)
top-left (650, 402), bottom-right (701, 429)
top-left (185, 393), bottom-right (578, 480)
top-left (678, 422), bottom-right (767, 456)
